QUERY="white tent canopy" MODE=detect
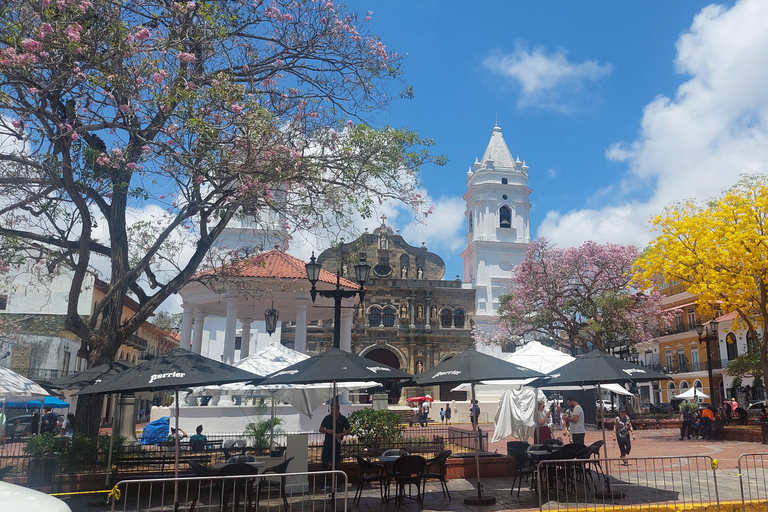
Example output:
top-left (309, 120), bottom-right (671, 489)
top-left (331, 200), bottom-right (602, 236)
top-left (189, 342), bottom-right (375, 416)
top-left (675, 387), bottom-right (709, 400)
top-left (0, 366), bottom-right (50, 397)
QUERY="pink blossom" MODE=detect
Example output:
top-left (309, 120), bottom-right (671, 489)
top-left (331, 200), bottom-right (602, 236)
top-left (78, 0), bottom-right (92, 12)
top-left (136, 76), bottom-right (144, 85)
top-left (346, 120), bottom-right (353, 127)
top-left (22, 39), bottom-right (42, 52)
top-left (142, 145), bottom-right (150, 152)
top-left (71, 132), bottom-right (79, 141)
top-left (186, 1), bottom-right (196, 10)
top-left (134, 28), bottom-right (151, 41)
top-left (177, 52), bottom-right (196, 63)
top-left (12, 120), bottom-right (21, 128)
top-left (231, 103), bottom-right (243, 114)
top-left (96, 155), bottom-right (111, 166)
top-left (65, 24), bottom-right (82, 43)
top-left (126, 162), bottom-right (137, 170)
top-left (119, 104), bottom-right (130, 113)
top-left (113, 149), bottom-right (123, 157)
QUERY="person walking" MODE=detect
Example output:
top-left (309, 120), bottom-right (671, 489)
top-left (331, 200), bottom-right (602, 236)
top-left (421, 400), bottom-right (430, 427)
top-left (410, 403), bottom-right (420, 427)
top-left (565, 397), bottom-right (585, 444)
top-left (41, 406), bottom-right (58, 434)
top-left (534, 401), bottom-right (553, 443)
top-left (445, 404), bottom-right (452, 424)
top-left (614, 407), bottom-right (635, 464)
top-left (439, 407), bottom-right (444, 424)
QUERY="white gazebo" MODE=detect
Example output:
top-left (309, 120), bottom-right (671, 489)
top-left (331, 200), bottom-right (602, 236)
top-left (177, 249), bottom-right (363, 363)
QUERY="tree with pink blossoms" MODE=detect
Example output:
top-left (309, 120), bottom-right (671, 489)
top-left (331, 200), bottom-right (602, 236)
top-left (488, 239), bottom-right (665, 354)
top-left (0, 0), bottom-right (443, 435)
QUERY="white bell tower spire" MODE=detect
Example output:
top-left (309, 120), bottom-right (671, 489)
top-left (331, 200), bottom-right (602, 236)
top-left (461, 124), bottom-right (532, 353)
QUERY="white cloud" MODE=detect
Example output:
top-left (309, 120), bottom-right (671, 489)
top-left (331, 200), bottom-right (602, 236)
top-left (483, 42), bottom-right (612, 111)
top-left (539, 0), bottom-right (768, 248)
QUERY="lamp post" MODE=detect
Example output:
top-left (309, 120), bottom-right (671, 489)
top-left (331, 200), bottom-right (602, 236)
top-left (694, 319), bottom-right (719, 404)
top-left (305, 252), bottom-right (370, 350)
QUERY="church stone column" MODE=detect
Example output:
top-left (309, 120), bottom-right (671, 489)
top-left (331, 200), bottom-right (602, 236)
top-left (295, 300), bottom-right (308, 353)
top-left (409, 295), bottom-right (416, 329)
top-left (240, 319), bottom-right (253, 359)
top-left (222, 297), bottom-right (238, 364)
top-left (191, 309), bottom-right (206, 354)
top-left (179, 304), bottom-right (193, 350)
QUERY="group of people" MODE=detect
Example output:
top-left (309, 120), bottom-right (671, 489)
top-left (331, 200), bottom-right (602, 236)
top-left (438, 405), bottom-right (452, 424)
top-left (409, 400), bottom-right (431, 427)
top-left (679, 405), bottom-right (715, 439)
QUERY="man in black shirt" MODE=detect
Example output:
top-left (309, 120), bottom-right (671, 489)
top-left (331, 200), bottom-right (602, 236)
top-left (320, 402), bottom-right (350, 471)
top-left (41, 406), bottom-right (58, 434)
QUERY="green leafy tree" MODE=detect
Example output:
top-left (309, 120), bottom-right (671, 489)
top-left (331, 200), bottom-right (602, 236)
top-left (0, 0), bottom-right (442, 436)
top-left (348, 408), bottom-right (403, 449)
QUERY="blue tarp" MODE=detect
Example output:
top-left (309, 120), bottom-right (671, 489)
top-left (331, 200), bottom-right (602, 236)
top-left (139, 416), bottom-right (170, 445)
top-left (2, 397), bottom-right (70, 409)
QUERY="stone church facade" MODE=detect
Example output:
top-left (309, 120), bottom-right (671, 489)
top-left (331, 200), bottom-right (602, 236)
top-left (280, 222), bottom-right (475, 401)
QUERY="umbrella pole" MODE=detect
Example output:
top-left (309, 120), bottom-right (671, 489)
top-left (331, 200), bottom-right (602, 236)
top-left (331, 382), bottom-right (338, 507)
top-left (270, 391), bottom-right (276, 451)
top-left (174, 386), bottom-right (180, 506)
top-left (464, 382), bottom-right (495, 505)
top-left (104, 395), bottom-right (118, 486)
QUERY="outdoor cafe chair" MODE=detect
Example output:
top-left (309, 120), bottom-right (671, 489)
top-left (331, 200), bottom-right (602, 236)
top-left (219, 462), bottom-right (260, 512)
top-left (187, 461), bottom-right (220, 512)
top-left (223, 439), bottom-right (249, 460)
top-left (422, 450), bottom-right (452, 500)
top-left (353, 456), bottom-right (387, 505)
top-left (542, 446), bottom-right (579, 494)
top-left (256, 456), bottom-right (294, 510)
top-left (509, 450), bottom-right (537, 497)
top-left (389, 455), bottom-right (427, 508)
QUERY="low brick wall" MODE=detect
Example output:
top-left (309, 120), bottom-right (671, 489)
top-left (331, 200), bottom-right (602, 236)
top-left (721, 426), bottom-right (764, 443)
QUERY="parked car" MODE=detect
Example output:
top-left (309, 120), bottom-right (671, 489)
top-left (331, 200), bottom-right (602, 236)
top-left (656, 402), bottom-right (677, 414)
top-left (747, 400), bottom-right (768, 411)
top-left (596, 399), bottom-right (616, 413)
top-left (641, 402), bottom-right (656, 413)
top-left (0, 481), bottom-right (71, 511)
top-left (4, 413), bottom-right (65, 438)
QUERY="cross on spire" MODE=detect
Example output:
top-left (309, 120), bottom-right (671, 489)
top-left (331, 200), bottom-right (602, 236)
top-left (380, 214), bottom-right (387, 225)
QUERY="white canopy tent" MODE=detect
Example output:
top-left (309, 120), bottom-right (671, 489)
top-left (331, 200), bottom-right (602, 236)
top-left (190, 341), bottom-right (375, 416)
top-left (675, 387), bottom-right (709, 400)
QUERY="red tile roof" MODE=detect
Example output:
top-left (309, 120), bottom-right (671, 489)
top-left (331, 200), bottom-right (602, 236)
top-left (204, 249), bottom-right (361, 288)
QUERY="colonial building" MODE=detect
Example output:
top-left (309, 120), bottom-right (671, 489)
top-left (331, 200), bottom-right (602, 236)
top-left (461, 125), bottom-right (532, 354)
top-left (279, 221), bottom-right (476, 401)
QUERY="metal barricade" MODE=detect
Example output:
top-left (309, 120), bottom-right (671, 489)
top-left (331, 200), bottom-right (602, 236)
top-left (110, 470), bottom-right (348, 512)
top-left (536, 455), bottom-right (720, 512)
top-left (738, 452), bottom-right (768, 510)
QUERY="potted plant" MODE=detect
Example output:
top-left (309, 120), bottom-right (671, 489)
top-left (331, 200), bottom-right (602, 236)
top-left (244, 417), bottom-right (284, 456)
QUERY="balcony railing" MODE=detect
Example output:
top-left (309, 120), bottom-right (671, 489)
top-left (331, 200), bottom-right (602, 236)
top-left (125, 334), bottom-right (148, 350)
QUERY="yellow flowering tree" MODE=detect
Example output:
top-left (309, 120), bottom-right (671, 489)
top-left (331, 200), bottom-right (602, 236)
top-left (634, 175), bottom-right (768, 382)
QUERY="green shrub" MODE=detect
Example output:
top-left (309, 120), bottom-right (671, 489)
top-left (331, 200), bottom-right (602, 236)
top-left (24, 433), bottom-right (69, 457)
top-left (348, 409), bottom-right (403, 449)
top-left (245, 418), bottom-right (284, 453)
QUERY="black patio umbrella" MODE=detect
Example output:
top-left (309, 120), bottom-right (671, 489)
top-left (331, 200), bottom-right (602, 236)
top-left (413, 349), bottom-right (545, 506)
top-left (257, 349), bottom-right (412, 495)
top-left (78, 348), bottom-right (261, 492)
top-left (43, 360), bottom-right (134, 390)
top-left (536, 350), bottom-right (670, 495)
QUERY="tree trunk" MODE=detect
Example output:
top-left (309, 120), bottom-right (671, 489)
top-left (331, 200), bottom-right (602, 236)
top-left (73, 336), bottom-right (121, 438)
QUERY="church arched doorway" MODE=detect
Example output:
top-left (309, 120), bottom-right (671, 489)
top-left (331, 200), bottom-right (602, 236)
top-left (363, 348), bottom-right (402, 404)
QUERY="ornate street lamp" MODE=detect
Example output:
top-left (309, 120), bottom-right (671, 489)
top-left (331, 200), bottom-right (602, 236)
top-left (264, 302), bottom-right (279, 336)
top-left (305, 252), bottom-right (370, 349)
top-left (695, 319), bottom-right (719, 404)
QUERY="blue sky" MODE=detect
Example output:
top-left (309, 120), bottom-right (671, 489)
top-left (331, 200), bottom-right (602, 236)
top-left (290, 0), bottom-right (768, 282)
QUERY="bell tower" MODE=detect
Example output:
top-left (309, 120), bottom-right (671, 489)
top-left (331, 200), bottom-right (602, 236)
top-left (460, 125), bottom-right (532, 352)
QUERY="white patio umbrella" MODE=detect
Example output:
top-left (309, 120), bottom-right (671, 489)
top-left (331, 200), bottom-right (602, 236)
top-left (0, 366), bottom-right (51, 436)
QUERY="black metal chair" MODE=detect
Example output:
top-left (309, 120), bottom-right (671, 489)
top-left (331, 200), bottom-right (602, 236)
top-left (256, 457), bottom-right (294, 510)
top-left (220, 462), bottom-right (260, 512)
top-left (186, 460), bottom-right (220, 512)
top-left (506, 441), bottom-right (530, 456)
top-left (222, 439), bottom-right (248, 460)
top-left (545, 446), bottom-right (579, 493)
top-left (353, 456), bottom-right (387, 505)
top-left (390, 455), bottom-right (426, 508)
top-left (510, 450), bottom-right (537, 497)
top-left (422, 450), bottom-right (452, 500)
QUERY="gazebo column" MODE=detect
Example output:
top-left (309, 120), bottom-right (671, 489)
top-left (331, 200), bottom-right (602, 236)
top-left (340, 309), bottom-right (353, 353)
top-left (223, 297), bottom-right (238, 364)
top-left (179, 304), bottom-right (193, 350)
top-left (295, 300), bottom-right (308, 353)
top-left (191, 309), bottom-right (206, 354)
top-left (338, 308), bottom-right (354, 404)
top-left (239, 319), bottom-right (253, 359)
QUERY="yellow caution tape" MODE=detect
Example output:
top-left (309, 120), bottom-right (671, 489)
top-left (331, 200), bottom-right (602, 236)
top-left (108, 485), bottom-right (121, 501)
